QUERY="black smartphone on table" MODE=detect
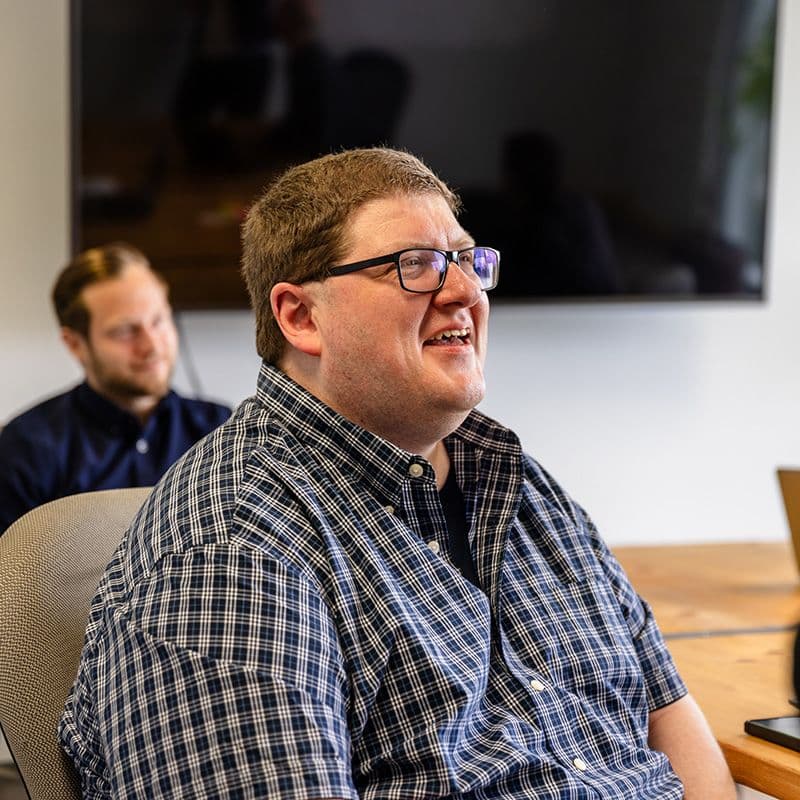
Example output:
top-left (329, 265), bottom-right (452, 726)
top-left (745, 715), bottom-right (800, 752)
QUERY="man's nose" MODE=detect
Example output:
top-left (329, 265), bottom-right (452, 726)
top-left (133, 326), bottom-right (158, 355)
top-left (436, 258), bottom-right (483, 306)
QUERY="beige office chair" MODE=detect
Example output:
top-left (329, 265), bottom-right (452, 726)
top-left (0, 487), bottom-right (151, 800)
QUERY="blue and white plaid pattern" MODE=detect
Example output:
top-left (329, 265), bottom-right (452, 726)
top-left (60, 363), bottom-right (686, 799)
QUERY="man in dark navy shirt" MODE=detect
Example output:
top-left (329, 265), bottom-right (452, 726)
top-left (0, 242), bottom-right (230, 533)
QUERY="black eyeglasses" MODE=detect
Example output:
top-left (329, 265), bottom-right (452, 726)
top-left (327, 246), bottom-right (500, 294)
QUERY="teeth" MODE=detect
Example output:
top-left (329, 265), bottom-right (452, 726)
top-left (431, 328), bottom-right (469, 341)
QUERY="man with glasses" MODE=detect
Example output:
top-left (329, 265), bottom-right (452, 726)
top-left (60, 148), bottom-right (734, 798)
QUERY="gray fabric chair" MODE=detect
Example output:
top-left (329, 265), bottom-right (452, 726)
top-left (0, 487), bottom-right (151, 800)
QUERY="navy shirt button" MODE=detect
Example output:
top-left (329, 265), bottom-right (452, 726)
top-left (135, 438), bottom-right (150, 454)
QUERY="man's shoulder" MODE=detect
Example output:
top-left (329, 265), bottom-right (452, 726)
top-left (165, 391), bottom-right (232, 435)
top-left (158, 394), bottom-right (323, 506)
top-left (129, 399), bottom-right (275, 551)
top-left (0, 385), bottom-right (81, 442)
top-left (169, 391), bottom-right (231, 419)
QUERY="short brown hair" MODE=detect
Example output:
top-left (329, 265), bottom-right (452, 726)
top-left (241, 147), bottom-right (461, 364)
top-left (52, 242), bottom-right (164, 336)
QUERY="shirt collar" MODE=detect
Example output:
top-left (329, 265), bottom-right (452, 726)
top-left (255, 362), bottom-right (521, 501)
top-left (74, 381), bottom-right (177, 434)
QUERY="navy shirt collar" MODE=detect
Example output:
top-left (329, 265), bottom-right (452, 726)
top-left (74, 381), bottom-right (178, 437)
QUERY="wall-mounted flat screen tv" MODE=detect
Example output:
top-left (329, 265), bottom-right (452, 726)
top-left (73, 0), bottom-right (778, 308)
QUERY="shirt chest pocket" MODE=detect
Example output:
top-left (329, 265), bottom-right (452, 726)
top-left (346, 563), bottom-right (494, 759)
top-left (498, 509), bottom-right (643, 697)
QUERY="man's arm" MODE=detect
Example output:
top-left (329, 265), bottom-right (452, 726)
top-left (0, 426), bottom-right (53, 533)
top-left (60, 544), bottom-right (358, 799)
top-left (648, 693), bottom-right (736, 799)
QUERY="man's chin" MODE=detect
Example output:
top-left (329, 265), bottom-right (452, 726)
top-left (102, 376), bottom-right (171, 402)
top-left (445, 373), bottom-right (486, 411)
top-left (432, 383), bottom-right (485, 418)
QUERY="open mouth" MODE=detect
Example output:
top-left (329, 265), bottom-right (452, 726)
top-left (424, 327), bottom-right (471, 346)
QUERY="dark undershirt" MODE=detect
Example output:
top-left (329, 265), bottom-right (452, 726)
top-left (439, 468), bottom-right (481, 589)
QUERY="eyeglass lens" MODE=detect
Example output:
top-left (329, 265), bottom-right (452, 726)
top-left (399, 247), bottom-right (498, 291)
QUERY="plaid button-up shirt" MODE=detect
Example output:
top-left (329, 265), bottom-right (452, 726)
top-left (60, 363), bottom-right (686, 799)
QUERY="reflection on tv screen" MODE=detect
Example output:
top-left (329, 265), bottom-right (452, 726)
top-left (75, 0), bottom-right (777, 308)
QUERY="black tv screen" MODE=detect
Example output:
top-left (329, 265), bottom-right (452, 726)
top-left (73, 0), bottom-right (777, 308)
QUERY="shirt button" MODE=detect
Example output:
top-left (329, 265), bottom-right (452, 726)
top-left (530, 679), bottom-right (546, 692)
top-left (427, 540), bottom-right (441, 554)
top-left (135, 438), bottom-right (149, 454)
top-left (408, 462), bottom-right (424, 478)
top-left (384, 505), bottom-right (395, 515)
top-left (573, 757), bottom-right (588, 772)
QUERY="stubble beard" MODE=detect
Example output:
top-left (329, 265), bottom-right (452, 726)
top-left (91, 357), bottom-right (174, 403)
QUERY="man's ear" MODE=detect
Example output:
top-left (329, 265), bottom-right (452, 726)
top-left (270, 282), bottom-right (323, 357)
top-left (60, 327), bottom-right (90, 367)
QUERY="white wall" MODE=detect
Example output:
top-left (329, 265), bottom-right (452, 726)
top-left (0, 0), bottom-right (68, 772)
top-left (0, 2), bottom-right (73, 410)
top-left (2, 1), bottom-right (799, 547)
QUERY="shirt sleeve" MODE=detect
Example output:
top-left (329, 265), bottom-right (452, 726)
top-left (64, 543), bottom-right (357, 799)
top-left (0, 423), bottom-right (56, 533)
top-left (576, 506), bottom-right (687, 712)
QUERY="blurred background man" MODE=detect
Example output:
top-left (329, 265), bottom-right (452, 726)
top-left (0, 241), bottom-right (230, 533)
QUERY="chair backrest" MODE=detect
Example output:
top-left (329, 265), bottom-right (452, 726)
top-left (0, 487), bottom-right (151, 800)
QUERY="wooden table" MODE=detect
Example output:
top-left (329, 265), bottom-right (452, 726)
top-left (615, 541), bottom-right (800, 636)
top-left (615, 541), bottom-right (800, 799)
